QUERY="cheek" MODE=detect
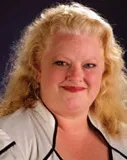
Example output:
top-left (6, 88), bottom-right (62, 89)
top-left (43, 68), bottom-right (67, 85)
top-left (85, 70), bottom-right (103, 86)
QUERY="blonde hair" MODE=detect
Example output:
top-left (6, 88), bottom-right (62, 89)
top-left (0, 2), bottom-right (127, 136)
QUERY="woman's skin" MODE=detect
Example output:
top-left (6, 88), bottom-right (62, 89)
top-left (37, 32), bottom-right (108, 159)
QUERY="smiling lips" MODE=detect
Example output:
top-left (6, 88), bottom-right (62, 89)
top-left (62, 86), bottom-right (85, 92)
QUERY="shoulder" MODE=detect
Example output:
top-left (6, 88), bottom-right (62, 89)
top-left (0, 102), bottom-right (55, 159)
top-left (0, 107), bottom-right (37, 158)
top-left (0, 107), bottom-right (33, 136)
top-left (108, 122), bottom-right (127, 159)
top-left (89, 115), bottom-right (127, 158)
top-left (118, 121), bottom-right (127, 146)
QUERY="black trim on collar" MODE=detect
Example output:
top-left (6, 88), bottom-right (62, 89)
top-left (43, 148), bottom-right (54, 160)
top-left (54, 150), bottom-right (63, 160)
top-left (108, 146), bottom-right (113, 160)
top-left (51, 114), bottom-right (63, 159)
top-left (42, 101), bottom-right (63, 160)
top-left (87, 118), bottom-right (113, 160)
top-left (0, 141), bottom-right (16, 155)
top-left (111, 147), bottom-right (127, 159)
top-left (52, 115), bottom-right (58, 149)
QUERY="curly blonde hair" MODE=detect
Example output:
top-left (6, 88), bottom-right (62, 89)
top-left (0, 2), bottom-right (127, 136)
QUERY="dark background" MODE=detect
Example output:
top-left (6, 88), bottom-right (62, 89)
top-left (0, 0), bottom-right (127, 88)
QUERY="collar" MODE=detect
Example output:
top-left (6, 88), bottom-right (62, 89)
top-left (34, 101), bottom-right (127, 158)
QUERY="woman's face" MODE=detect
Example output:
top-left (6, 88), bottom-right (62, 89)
top-left (37, 32), bottom-right (104, 117)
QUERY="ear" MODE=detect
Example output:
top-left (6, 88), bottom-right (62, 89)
top-left (36, 70), bottom-right (41, 83)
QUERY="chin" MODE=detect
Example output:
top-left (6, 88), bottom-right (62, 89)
top-left (65, 103), bottom-right (87, 112)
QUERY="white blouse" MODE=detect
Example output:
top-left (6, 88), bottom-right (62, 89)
top-left (0, 101), bottom-right (127, 160)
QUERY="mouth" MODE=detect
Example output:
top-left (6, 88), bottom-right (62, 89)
top-left (61, 86), bottom-right (85, 92)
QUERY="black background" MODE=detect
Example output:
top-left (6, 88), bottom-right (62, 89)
top-left (0, 0), bottom-right (127, 88)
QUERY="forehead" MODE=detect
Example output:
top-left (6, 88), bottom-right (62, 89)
top-left (45, 32), bottom-right (104, 59)
top-left (52, 31), bottom-right (101, 43)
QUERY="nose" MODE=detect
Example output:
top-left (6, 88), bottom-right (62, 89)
top-left (66, 65), bottom-right (84, 82)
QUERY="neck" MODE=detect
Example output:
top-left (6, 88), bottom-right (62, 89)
top-left (55, 113), bottom-right (90, 136)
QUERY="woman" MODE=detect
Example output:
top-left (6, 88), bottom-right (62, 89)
top-left (0, 2), bottom-right (127, 160)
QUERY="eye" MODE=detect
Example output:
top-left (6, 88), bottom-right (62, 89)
top-left (83, 63), bottom-right (96, 69)
top-left (54, 61), bottom-right (69, 67)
